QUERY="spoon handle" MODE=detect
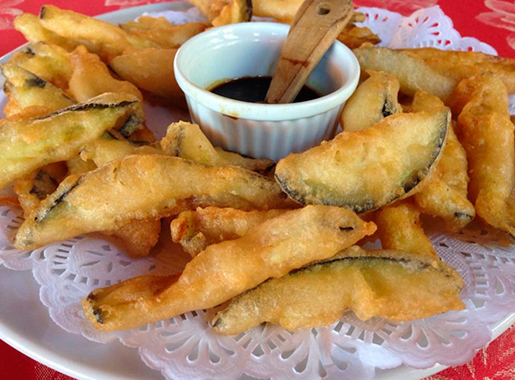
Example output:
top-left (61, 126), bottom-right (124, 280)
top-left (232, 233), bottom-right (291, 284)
top-left (265, 0), bottom-right (353, 104)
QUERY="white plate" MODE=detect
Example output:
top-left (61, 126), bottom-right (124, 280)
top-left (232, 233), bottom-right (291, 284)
top-left (0, 3), bottom-right (514, 380)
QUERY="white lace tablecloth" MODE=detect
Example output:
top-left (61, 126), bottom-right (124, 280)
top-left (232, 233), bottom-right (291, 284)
top-left (1, 5), bottom-right (514, 380)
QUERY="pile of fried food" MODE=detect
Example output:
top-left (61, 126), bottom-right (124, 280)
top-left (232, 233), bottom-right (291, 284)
top-left (1, 1), bottom-right (514, 335)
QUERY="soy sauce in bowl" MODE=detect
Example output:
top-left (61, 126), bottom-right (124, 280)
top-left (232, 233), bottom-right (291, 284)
top-left (210, 76), bottom-right (321, 103)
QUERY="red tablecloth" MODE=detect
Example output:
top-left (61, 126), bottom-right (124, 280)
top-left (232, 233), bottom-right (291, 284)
top-left (0, 0), bottom-right (514, 379)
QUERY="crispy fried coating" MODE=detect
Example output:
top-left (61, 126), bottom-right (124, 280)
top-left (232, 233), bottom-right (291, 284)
top-left (403, 47), bottom-right (515, 93)
top-left (161, 121), bottom-right (274, 171)
top-left (451, 73), bottom-right (515, 237)
top-left (121, 18), bottom-right (207, 49)
top-left (171, 207), bottom-right (289, 256)
top-left (353, 46), bottom-right (458, 102)
top-left (1, 63), bottom-right (75, 117)
top-left (109, 48), bottom-right (182, 101)
top-left (82, 206), bottom-right (376, 331)
top-left (14, 155), bottom-right (293, 250)
top-left (0, 93), bottom-right (138, 191)
top-left (8, 43), bottom-right (72, 91)
top-left (411, 91), bottom-right (475, 231)
top-left (13, 13), bottom-right (79, 51)
top-left (80, 138), bottom-right (161, 167)
top-left (69, 46), bottom-right (143, 103)
top-left (103, 218), bottom-right (162, 259)
top-left (375, 201), bottom-right (437, 259)
top-left (341, 70), bottom-right (402, 132)
top-left (212, 246), bottom-right (464, 334)
top-left (275, 109), bottom-right (449, 213)
top-left (39, 5), bottom-right (129, 61)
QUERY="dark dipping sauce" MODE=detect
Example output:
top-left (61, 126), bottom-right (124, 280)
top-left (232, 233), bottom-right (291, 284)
top-left (210, 76), bottom-right (321, 103)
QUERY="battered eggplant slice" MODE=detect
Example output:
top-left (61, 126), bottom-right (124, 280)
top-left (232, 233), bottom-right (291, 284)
top-left (353, 46), bottom-right (458, 102)
top-left (82, 206), bottom-right (376, 331)
top-left (403, 47), bottom-right (515, 93)
top-left (0, 92), bottom-right (139, 191)
top-left (8, 42), bottom-right (72, 91)
top-left (341, 70), bottom-right (402, 132)
top-left (161, 121), bottom-right (274, 172)
top-left (451, 73), bottom-right (515, 237)
top-left (15, 155), bottom-right (294, 250)
top-left (411, 91), bottom-right (475, 231)
top-left (275, 109), bottom-right (449, 213)
top-left (212, 246), bottom-right (464, 334)
top-left (1, 63), bottom-right (75, 117)
top-left (39, 5), bottom-right (129, 61)
top-left (171, 207), bottom-right (290, 256)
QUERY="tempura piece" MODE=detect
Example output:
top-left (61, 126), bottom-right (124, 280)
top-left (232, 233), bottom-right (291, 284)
top-left (161, 121), bottom-right (274, 171)
top-left (212, 246), bottom-right (464, 334)
top-left (403, 47), bottom-right (515, 93)
top-left (38, 5), bottom-right (129, 61)
top-left (171, 207), bottom-right (289, 256)
top-left (0, 93), bottom-right (139, 191)
top-left (15, 155), bottom-right (294, 250)
top-left (1, 63), bottom-right (75, 117)
top-left (13, 163), bottom-right (68, 216)
top-left (411, 91), bottom-right (475, 230)
top-left (353, 46), bottom-right (458, 102)
top-left (451, 73), bottom-right (515, 237)
top-left (341, 70), bottom-right (402, 132)
top-left (109, 48), bottom-right (183, 101)
top-left (374, 201), bottom-right (437, 259)
top-left (120, 18), bottom-right (207, 49)
top-left (68, 46), bottom-right (143, 103)
top-left (275, 109), bottom-right (449, 213)
top-left (82, 206), bottom-right (376, 331)
top-left (13, 13), bottom-right (79, 51)
top-left (8, 43), bottom-right (72, 90)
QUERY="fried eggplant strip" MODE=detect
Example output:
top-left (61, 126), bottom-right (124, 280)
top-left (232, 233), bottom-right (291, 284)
top-left (39, 5), bottom-right (129, 60)
top-left (0, 93), bottom-right (139, 191)
top-left (275, 109), bottom-right (449, 213)
top-left (82, 206), bottom-right (376, 331)
top-left (403, 47), bottom-right (515, 93)
top-left (8, 42), bottom-right (72, 91)
top-left (353, 46), bottom-right (458, 102)
top-left (15, 155), bottom-right (293, 250)
top-left (161, 121), bottom-right (274, 171)
top-left (171, 207), bottom-right (289, 256)
top-left (411, 91), bottom-right (475, 230)
top-left (212, 246), bottom-right (464, 334)
top-left (341, 70), bottom-right (402, 132)
top-left (451, 73), bottom-right (515, 237)
top-left (1, 63), bottom-right (75, 117)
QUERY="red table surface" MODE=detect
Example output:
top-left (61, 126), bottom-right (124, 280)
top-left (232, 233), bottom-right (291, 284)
top-left (0, 0), bottom-right (514, 379)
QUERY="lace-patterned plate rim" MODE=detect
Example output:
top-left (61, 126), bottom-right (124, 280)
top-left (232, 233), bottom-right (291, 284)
top-left (374, 313), bottom-right (515, 380)
top-left (0, 3), bottom-right (514, 380)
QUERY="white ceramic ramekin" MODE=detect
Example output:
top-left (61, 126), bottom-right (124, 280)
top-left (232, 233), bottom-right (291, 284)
top-left (174, 22), bottom-right (360, 161)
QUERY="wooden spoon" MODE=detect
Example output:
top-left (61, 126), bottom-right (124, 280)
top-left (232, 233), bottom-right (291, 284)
top-left (265, 0), bottom-right (354, 104)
